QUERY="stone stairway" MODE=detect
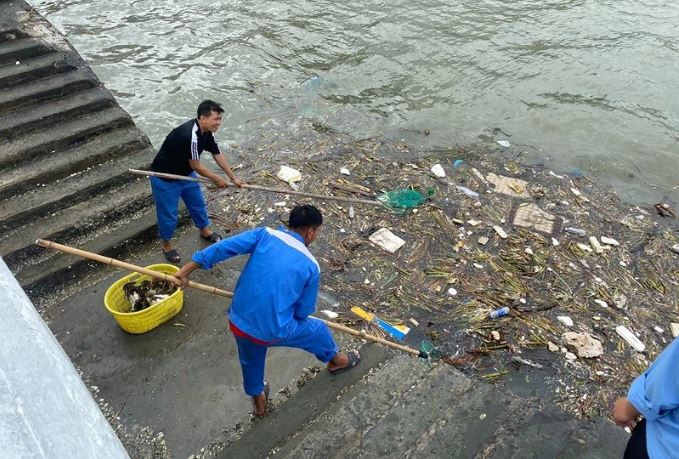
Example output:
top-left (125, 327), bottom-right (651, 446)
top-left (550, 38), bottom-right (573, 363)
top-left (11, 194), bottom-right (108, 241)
top-left (0, 0), bottom-right (160, 300)
top-left (215, 347), bottom-right (627, 459)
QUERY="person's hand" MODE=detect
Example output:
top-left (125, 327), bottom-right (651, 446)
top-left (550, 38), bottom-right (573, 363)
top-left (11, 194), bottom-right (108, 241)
top-left (174, 271), bottom-right (190, 289)
top-left (214, 176), bottom-right (228, 188)
top-left (232, 177), bottom-right (243, 188)
top-left (613, 398), bottom-right (640, 427)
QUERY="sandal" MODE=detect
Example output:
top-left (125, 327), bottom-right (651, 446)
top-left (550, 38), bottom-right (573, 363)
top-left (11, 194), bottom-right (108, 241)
top-left (328, 350), bottom-right (362, 375)
top-left (162, 248), bottom-right (180, 264)
top-left (200, 232), bottom-right (222, 243)
top-left (252, 381), bottom-right (269, 417)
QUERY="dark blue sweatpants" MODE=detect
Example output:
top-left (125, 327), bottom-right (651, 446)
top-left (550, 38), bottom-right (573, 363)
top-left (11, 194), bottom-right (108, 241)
top-left (232, 318), bottom-right (339, 396)
top-left (150, 174), bottom-right (210, 241)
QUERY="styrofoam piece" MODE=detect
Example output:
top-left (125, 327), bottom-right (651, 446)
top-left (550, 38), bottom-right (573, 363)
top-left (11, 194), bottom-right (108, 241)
top-left (577, 242), bottom-right (593, 253)
top-left (589, 237), bottom-right (604, 254)
top-left (601, 236), bottom-right (620, 246)
top-left (431, 164), bottom-right (446, 177)
top-left (557, 316), bottom-right (574, 327)
top-left (368, 228), bottom-right (405, 253)
top-left (276, 166), bottom-right (302, 185)
top-left (594, 299), bottom-right (609, 308)
top-left (493, 225), bottom-right (508, 239)
top-left (616, 325), bottom-right (646, 352)
top-left (340, 167), bottom-right (351, 175)
top-left (321, 310), bottom-right (338, 319)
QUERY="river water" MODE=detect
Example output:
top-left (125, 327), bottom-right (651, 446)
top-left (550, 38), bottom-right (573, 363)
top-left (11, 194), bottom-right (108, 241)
top-left (32, 0), bottom-right (679, 204)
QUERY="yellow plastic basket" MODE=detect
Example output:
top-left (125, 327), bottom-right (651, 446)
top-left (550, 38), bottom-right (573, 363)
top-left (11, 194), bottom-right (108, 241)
top-left (104, 264), bottom-right (184, 334)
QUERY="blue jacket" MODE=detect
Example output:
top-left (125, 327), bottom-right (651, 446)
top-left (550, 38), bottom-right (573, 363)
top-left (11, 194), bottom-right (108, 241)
top-left (628, 337), bottom-right (679, 459)
top-left (191, 226), bottom-right (320, 341)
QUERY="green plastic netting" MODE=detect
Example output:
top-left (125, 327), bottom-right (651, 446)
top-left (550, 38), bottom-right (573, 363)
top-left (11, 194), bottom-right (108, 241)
top-left (377, 187), bottom-right (436, 211)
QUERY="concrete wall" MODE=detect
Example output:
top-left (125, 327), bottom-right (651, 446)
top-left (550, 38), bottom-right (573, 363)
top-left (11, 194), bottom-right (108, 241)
top-left (0, 257), bottom-right (128, 458)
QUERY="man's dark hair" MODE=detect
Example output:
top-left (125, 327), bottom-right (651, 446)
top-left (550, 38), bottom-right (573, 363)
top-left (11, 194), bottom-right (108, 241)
top-left (289, 204), bottom-right (323, 229)
top-left (197, 99), bottom-right (224, 118)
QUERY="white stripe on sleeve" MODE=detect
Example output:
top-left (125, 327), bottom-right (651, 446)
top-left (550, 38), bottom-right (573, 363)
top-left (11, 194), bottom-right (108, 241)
top-left (191, 125), bottom-right (199, 160)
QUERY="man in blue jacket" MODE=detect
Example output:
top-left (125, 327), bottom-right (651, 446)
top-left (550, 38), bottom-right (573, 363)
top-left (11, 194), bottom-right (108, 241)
top-left (174, 204), bottom-right (361, 416)
top-left (613, 337), bottom-right (679, 459)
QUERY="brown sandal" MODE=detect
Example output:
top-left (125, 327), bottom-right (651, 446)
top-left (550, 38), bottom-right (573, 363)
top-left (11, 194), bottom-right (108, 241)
top-left (252, 381), bottom-right (269, 417)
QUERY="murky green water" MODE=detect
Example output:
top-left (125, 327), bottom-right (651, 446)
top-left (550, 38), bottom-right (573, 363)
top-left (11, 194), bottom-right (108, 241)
top-left (31, 0), bottom-right (679, 204)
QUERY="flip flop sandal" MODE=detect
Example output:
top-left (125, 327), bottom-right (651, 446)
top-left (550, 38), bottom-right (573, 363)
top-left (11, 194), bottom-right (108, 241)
top-left (162, 249), bottom-right (180, 264)
top-left (200, 232), bottom-right (222, 243)
top-left (329, 350), bottom-right (362, 375)
top-left (252, 381), bottom-right (269, 417)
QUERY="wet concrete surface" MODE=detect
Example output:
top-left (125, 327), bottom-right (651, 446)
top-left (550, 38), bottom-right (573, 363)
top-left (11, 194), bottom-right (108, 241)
top-left (43, 225), bottom-right (318, 457)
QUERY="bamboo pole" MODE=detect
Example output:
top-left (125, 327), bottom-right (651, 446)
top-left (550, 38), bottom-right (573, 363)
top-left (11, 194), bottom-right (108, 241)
top-left (35, 239), bottom-right (424, 357)
top-left (35, 239), bottom-right (232, 298)
top-left (316, 319), bottom-right (422, 357)
top-left (128, 168), bottom-right (382, 207)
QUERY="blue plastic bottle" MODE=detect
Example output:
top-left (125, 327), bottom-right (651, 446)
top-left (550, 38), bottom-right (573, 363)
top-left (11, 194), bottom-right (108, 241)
top-left (489, 307), bottom-right (510, 319)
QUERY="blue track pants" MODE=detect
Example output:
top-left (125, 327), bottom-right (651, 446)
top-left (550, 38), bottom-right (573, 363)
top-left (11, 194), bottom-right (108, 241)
top-left (150, 174), bottom-right (210, 241)
top-left (232, 318), bottom-right (339, 396)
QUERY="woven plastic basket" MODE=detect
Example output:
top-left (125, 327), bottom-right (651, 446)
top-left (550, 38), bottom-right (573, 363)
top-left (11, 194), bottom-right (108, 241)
top-left (104, 264), bottom-right (184, 334)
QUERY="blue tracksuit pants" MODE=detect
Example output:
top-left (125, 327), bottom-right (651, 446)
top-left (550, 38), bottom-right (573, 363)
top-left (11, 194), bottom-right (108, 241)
top-left (232, 318), bottom-right (339, 396)
top-left (150, 174), bottom-right (210, 241)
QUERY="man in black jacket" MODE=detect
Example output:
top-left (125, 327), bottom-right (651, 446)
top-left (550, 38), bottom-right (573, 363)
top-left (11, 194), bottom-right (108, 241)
top-left (150, 100), bottom-right (242, 263)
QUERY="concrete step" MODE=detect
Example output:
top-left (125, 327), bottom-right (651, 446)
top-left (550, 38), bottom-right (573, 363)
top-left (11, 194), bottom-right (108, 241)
top-left (353, 369), bottom-right (508, 458)
top-left (0, 176), bottom-right (152, 262)
top-left (0, 29), bottom-right (29, 43)
top-left (0, 52), bottom-right (75, 90)
top-left (215, 345), bottom-right (398, 458)
top-left (20, 206), bottom-right (162, 299)
top-left (0, 105), bottom-right (134, 170)
top-left (0, 86), bottom-right (114, 140)
top-left (0, 145), bottom-right (154, 232)
top-left (0, 125), bottom-right (149, 199)
top-left (276, 359), bottom-right (474, 458)
top-left (1, 179), bottom-right (160, 294)
top-left (482, 412), bottom-right (626, 459)
top-left (402, 382), bottom-right (520, 459)
top-left (0, 37), bottom-right (50, 65)
top-left (0, 67), bottom-right (95, 113)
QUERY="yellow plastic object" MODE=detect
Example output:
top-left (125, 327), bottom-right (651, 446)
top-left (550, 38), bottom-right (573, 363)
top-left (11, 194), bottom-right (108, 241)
top-left (104, 263), bottom-right (183, 334)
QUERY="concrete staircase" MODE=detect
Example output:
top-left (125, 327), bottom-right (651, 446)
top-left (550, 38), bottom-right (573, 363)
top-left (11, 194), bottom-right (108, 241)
top-left (215, 347), bottom-right (627, 459)
top-left (0, 0), bottom-right (160, 299)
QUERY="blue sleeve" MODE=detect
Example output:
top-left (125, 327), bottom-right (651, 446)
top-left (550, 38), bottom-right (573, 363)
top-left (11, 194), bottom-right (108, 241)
top-left (292, 267), bottom-right (320, 320)
top-left (628, 337), bottom-right (679, 421)
top-left (191, 228), bottom-right (263, 269)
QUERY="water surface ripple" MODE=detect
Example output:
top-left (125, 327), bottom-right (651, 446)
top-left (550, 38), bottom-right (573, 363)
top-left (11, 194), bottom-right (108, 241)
top-left (32, 0), bottom-right (679, 203)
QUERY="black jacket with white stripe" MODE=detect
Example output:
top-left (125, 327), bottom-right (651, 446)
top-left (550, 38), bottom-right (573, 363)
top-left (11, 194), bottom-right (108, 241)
top-left (150, 119), bottom-right (220, 176)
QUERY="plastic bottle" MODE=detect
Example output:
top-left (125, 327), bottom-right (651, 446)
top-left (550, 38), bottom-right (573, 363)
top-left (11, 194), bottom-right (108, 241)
top-left (456, 186), bottom-right (479, 198)
top-left (348, 206), bottom-right (355, 219)
top-left (564, 227), bottom-right (587, 237)
top-left (488, 306), bottom-right (510, 319)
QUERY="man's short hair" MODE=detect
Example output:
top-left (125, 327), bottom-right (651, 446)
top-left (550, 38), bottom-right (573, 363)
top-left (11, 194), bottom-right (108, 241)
top-left (289, 204), bottom-right (323, 229)
top-left (197, 99), bottom-right (224, 118)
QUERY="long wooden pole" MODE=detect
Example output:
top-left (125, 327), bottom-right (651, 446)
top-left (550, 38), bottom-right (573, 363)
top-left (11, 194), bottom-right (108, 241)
top-left (35, 239), bottom-right (230, 297)
top-left (35, 239), bottom-right (424, 357)
top-left (128, 169), bottom-right (382, 207)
